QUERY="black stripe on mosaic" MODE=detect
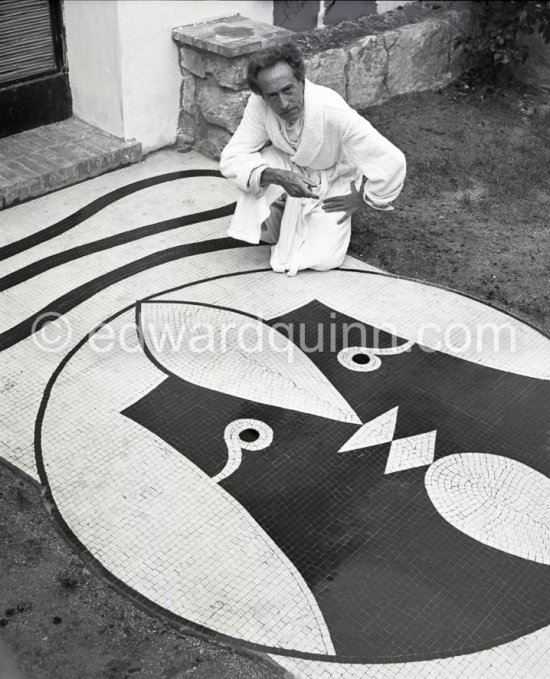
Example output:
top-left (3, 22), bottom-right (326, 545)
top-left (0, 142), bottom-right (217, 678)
top-left (0, 237), bottom-right (247, 352)
top-left (0, 203), bottom-right (236, 292)
top-left (0, 169), bottom-right (225, 261)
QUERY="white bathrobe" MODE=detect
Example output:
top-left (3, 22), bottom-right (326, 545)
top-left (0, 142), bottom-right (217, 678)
top-left (219, 79), bottom-right (406, 276)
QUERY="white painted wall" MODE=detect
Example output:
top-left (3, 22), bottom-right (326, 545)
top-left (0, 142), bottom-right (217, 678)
top-left (116, 1), bottom-right (186, 153)
top-left (116, 1), bottom-right (272, 153)
top-left (170, 1), bottom-right (273, 25)
top-left (64, 1), bottom-right (273, 153)
top-left (63, 0), bottom-right (124, 138)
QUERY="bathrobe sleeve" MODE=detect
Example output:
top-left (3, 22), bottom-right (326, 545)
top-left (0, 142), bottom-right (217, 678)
top-left (340, 108), bottom-right (406, 207)
top-left (219, 93), bottom-right (271, 193)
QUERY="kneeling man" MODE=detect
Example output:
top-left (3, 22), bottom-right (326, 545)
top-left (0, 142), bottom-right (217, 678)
top-left (220, 42), bottom-right (406, 276)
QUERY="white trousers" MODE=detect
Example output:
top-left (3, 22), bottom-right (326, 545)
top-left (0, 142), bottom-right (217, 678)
top-left (227, 145), bottom-right (359, 276)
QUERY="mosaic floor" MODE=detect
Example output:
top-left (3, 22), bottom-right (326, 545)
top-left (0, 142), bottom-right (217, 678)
top-left (1, 149), bottom-right (550, 679)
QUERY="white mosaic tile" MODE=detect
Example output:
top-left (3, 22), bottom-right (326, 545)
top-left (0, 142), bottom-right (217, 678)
top-left (40, 312), bottom-right (334, 653)
top-left (1, 217), bottom-right (228, 333)
top-left (214, 418), bottom-right (274, 483)
top-left (139, 301), bottom-right (361, 424)
top-left (157, 270), bottom-right (550, 379)
top-left (337, 347), bottom-right (383, 372)
top-left (339, 406), bottom-right (399, 451)
top-left (271, 622), bottom-right (550, 678)
top-left (0, 149), bottom-right (219, 247)
top-left (0, 246), bottom-right (274, 479)
top-left (1, 174), bottom-right (236, 277)
top-left (385, 430), bottom-right (437, 474)
top-left (425, 453), bottom-right (550, 565)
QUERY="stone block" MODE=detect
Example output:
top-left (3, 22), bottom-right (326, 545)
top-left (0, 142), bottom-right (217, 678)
top-left (0, 162), bottom-right (21, 183)
top-left (179, 46), bottom-right (249, 90)
top-left (177, 110), bottom-right (197, 148)
top-left (120, 144), bottom-right (142, 165)
top-left (15, 154), bottom-right (51, 175)
top-left (196, 76), bottom-right (250, 133)
top-left (15, 129), bottom-right (50, 152)
top-left (75, 137), bottom-right (113, 156)
top-left (173, 14), bottom-right (294, 58)
top-left (347, 34), bottom-right (389, 108)
top-left (196, 124), bottom-right (233, 161)
top-left (47, 167), bottom-right (75, 191)
top-left (50, 143), bottom-right (87, 164)
top-left (215, 55), bottom-right (249, 90)
top-left (180, 70), bottom-right (197, 114)
top-left (305, 48), bottom-right (348, 99)
top-left (384, 17), bottom-right (453, 98)
top-left (179, 46), bottom-right (206, 78)
top-left (2, 138), bottom-right (34, 157)
top-left (7, 180), bottom-right (32, 203)
top-left (26, 152), bottom-right (60, 172)
top-left (0, 122), bottom-right (142, 208)
top-left (3, 159), bottom-right (37, 179)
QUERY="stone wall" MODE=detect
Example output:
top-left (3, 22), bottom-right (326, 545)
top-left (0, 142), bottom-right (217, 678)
top-left (172, 7), bottom-right (477, 159)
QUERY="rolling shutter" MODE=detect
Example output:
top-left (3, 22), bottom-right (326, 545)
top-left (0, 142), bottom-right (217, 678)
top-left (0, 0), bottom-right (57, 86)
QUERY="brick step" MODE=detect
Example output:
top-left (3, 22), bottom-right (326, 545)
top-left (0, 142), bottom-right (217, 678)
top-left (0, 118), bottom-right (142, 209)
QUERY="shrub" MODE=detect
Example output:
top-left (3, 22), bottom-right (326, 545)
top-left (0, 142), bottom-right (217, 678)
top-left (458, 1), bottom-right (550, 83)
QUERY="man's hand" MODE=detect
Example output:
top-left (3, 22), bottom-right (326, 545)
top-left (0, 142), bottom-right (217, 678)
top-left (261, 168), bottom-right (319, 199)
top-left (322, 181), bottom-right (364, 224)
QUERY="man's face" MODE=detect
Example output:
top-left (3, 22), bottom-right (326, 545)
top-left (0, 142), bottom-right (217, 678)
top-left (256, 61), bottom-right (304, 125)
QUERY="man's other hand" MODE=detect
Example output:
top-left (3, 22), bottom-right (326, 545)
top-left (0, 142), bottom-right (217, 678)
top-left (261, 168), bottom-right (319, 199)
top-left (322, 181), bottom-right (364, 224)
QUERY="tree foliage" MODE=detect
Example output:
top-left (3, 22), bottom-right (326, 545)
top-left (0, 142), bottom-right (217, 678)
top-left (458, 1), bottom-right (550, 81)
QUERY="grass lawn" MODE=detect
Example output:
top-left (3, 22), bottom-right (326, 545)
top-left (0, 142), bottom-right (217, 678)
top-left (353, 82), bottom-right (550, 334)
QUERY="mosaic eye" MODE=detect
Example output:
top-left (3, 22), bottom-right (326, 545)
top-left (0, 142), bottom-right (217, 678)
top-left (240, 427), bottom-right (261, 443)
top-left (337, 339), bottom-right (415, 373)
top-left (212, 419), bottom-right (274, 483)
top-left (226, 419), bottom-right (273, 451)
top-left (337, 347), bottom-right (382, 372)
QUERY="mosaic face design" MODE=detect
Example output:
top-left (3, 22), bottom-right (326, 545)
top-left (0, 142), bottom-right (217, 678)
top-left (36, 268), bottom-right (550, 663)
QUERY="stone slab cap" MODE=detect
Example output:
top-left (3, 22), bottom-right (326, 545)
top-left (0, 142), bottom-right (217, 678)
top-left (172, 14), bottom-right (295, 58)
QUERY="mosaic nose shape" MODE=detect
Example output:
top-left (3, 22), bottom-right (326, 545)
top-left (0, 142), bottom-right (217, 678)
top-left (338, 405), bottom-right (437, 474)
top-left (338, 406), bottom-right (398, 451)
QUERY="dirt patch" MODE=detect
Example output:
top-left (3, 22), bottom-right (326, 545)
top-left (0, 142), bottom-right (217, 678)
top-left (351, 81), bottom-right (550, 334)
top-left (0, 464), bottom-right (286, 678)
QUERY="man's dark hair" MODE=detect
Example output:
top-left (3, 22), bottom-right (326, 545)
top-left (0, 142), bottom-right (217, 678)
top-left (247, 42), bottom-right (305, 95)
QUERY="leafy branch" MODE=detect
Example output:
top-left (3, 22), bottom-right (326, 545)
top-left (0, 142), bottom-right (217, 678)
top-left (457, 1), bottom-right (550, 82)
